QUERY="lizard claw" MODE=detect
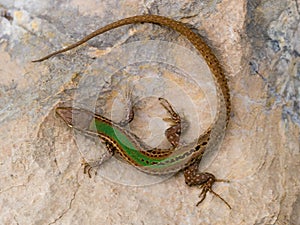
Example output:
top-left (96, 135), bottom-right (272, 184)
top-left (196, 176), bottom-right (231, 209)
top-left (81, 159), bottom-right (97, 178)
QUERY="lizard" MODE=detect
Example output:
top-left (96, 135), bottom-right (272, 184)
top-left (33, 15), bottom-right (232, 208)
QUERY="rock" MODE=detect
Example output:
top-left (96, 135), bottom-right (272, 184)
top-left (0, 0), bottom-right (299, 224)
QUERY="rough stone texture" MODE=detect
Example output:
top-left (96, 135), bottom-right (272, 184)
top-left (0, 0), bottom-right (299, 225)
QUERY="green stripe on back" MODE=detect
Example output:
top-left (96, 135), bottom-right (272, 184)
top-left (92, 119), bottom-right (162, 167)
top-left (91, 118), bottom-right (192, 170)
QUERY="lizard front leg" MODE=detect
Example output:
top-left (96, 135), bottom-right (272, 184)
top-left (119, 96), bottom-right (184, 148)
top-left (82, 139), bottom-right (115, 178)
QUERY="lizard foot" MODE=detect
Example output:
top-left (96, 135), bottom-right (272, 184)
top-left (81, 159), bottom-right (96, 178)
top-left (196, 173), bottom-right (231, 209)
top-left (81, 147), bottom-right (114, 178)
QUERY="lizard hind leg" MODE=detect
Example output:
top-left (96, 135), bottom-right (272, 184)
top-left (158, 97), bottom-right (183, 147)
top-left (184, 160), bottom-right (231, 209)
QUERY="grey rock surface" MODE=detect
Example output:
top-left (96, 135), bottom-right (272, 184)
top-left (0, 0), bottom-right (299, 224)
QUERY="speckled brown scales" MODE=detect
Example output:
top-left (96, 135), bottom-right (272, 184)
top-left (33, 15), bottom-right (231, 208)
